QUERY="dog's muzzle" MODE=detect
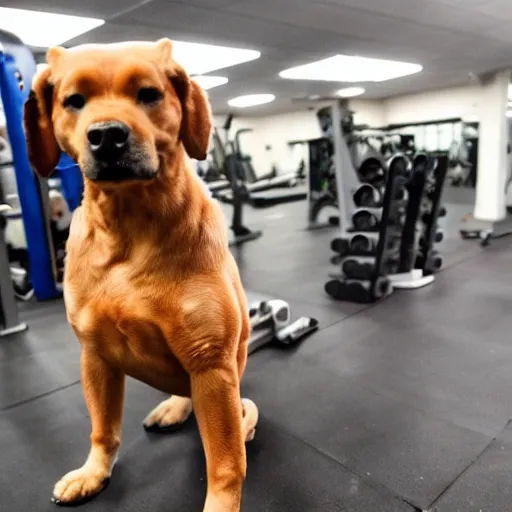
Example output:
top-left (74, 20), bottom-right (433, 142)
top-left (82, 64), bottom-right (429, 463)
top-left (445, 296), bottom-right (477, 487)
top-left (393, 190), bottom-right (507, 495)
top-left (85, 121), bottom-right (156, 182)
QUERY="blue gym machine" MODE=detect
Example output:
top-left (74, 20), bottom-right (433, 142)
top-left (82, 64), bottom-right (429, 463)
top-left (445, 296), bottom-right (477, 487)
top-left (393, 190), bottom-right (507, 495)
top-left (0, 29), bottom-right (83, 301)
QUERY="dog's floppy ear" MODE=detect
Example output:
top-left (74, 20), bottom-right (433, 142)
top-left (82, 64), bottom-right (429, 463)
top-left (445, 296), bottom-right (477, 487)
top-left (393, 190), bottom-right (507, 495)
top-left (157, 39), bottom-right (212, 160)
top-left (24, 53), bottom-right (63, 177)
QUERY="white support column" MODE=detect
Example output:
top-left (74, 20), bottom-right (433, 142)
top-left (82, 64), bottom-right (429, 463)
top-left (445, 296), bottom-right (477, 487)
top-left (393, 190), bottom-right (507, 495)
top-left (474, 70), bottom-right (510, 221)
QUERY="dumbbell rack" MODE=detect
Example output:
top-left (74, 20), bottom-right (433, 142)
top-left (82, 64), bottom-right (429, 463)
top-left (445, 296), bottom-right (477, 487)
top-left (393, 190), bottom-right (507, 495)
top-left (414, 154), bottom-right (448, 275)
top-left (387, 153), bottom-right (438, 289)
top-left (326, 154), bottom-right (409, 303)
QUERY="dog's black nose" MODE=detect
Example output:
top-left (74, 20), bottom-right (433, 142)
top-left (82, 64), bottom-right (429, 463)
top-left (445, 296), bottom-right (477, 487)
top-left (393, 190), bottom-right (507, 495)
top-left (87, 122), bottom-right (130, 161)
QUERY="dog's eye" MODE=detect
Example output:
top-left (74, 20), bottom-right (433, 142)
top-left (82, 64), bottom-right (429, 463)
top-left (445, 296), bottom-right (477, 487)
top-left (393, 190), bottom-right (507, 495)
top-left (137, 87), bottom-right (163, 106)
top-left (63, 94), bottom-right (86, 111)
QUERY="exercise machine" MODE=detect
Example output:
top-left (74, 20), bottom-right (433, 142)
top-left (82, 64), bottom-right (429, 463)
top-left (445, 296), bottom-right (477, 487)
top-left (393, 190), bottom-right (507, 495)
top-left (0, 30), bottom-right (64, 300)
top-left (215, 123), bottom-right (308, 208)
top-left (223, 138), bottom-right (263, 246)
top-left (0, 209), bottom-right (27, 336)
top-left (233, 129), bottom-right (301, 192)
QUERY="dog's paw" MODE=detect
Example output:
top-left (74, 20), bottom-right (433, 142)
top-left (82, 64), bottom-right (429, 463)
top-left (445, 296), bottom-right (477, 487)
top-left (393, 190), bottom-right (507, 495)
top-left (242, 398), bottom-right (259, 443)
top-left (143, 396), bottom-right (193, 433)
top-left (52, 467), bottom-right (110, 506)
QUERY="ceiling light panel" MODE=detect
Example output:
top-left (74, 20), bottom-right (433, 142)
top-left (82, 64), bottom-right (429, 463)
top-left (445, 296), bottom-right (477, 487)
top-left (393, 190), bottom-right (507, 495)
top-left (172, 41), bottom-right (260, 75)
top-left (228, 94), bottom-right (275, 108)
top-left (0, 7), bottom-right (104, 47)
top-left (336, 87), bottom-right (365, 98)
top-left (192, 75), bottom-right (228, 90)
top-left (280, 55), bottom-right (422, 83)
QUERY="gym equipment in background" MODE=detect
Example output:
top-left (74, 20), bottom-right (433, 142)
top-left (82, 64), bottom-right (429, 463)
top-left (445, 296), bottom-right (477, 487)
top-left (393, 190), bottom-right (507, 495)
top-left (0, 31), bottom-right (61, 300)
top-left (413, 153), bottom-right (448, 271)
top-left (219, 118), bottom-right (263, 246)
top-left (248, 299), bottom-right (318, 354)
top-left (215, 117), bottom-right (308, 208)
top-left (323, 101), bottom-right (448, 302)
top-left (202, 117), bottom-right (233, 194)
top-left (306, 103), bottom-right (394, 231)
top-left (387, 153), bottom-right (446, 288)
top-left (306, 136), bottom-right (339, 229)
top-left (326, 153), bottom-right (408, 303)
top-left (0, 209), bottom-right (27, 336)
top-left (233, 129), bottom-right (301, 191)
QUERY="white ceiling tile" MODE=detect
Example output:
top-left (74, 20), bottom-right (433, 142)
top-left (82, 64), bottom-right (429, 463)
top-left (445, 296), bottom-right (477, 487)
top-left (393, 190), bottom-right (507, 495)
top-left (470, 0), bottom-right (512, 20)
top-left (2, 0), bottom-right (145, 19)
top-left (309, 0), bottom-right (502, 34)
top-left (160, 0), bottom-right (240, 6)
top-left (63, 23), bottom-right (169, 47)
top-left (485, 24), bottom-right (512, 44)
top-left (307, 0), bottom-right (423, 17)
top-left (116, 0), bottom-right (342, 51)
top-left (7, 0), bottom-right (511, 114)
top-left (426, 0), bottom-right (487, 5)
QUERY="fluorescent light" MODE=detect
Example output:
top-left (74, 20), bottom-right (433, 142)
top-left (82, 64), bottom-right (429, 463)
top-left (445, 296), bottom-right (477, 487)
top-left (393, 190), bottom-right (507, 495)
top-left (279, 55), bottom-right (422, 83)
top-left (192, 75), bottom-right (228, 90)
top-left (228, 94), bottom-right (275, 108)
top-left (172, 41), bottom-right (260, 75)
top-left (0, 8), bottom-right (104, 47)
top-left (506, 110), bottom-right (512, 118)
top-left (336, 87), bottom-right (365, 98)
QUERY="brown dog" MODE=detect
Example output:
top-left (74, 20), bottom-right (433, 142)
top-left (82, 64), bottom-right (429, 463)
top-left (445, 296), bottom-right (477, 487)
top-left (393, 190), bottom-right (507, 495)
top-left (24, 39), bottom-right (259, 511)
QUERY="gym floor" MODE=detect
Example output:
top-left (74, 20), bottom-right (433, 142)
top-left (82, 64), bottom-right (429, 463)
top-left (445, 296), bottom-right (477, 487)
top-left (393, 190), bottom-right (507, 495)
top-left (2, 193), bottom-right (512, 512)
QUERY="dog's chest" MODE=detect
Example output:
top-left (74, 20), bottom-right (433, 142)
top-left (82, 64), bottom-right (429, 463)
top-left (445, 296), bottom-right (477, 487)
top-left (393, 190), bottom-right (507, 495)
top-left (64, 255), bottom-right (180, 358)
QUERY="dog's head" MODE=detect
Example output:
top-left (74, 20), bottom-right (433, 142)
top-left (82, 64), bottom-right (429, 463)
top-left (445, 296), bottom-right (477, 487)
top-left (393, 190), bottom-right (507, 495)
top-left (24, 39), bottom-right (211, 185)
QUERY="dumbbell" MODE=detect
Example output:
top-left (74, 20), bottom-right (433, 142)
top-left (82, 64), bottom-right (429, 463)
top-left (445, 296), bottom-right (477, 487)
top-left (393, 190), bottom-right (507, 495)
top-left (425, 251), bottom-right (443, 273)
top-left (393, 187), bottom-right (408, 201)
top-left (325, 277), bottom-right (390, 303)
top-left (352, 208), bottom-right (381, 231)
top-left (331, 234), bottom-right (377, 256)
top-left (358, 157), bottom-right (387, 187)
top-left (413, 153), bottom-right (428, 172)
top-left (331, 238), bottom-right (349, 257)
top-left (353, 184), bottom-right (383, 208)
top-left (341, 256), bottom-right (376, 280)
top-left (387, 154), bottom-right (409, 177)
top-left (419, 231), bottom-right (444, 248)
top-left (350, 233), bottom-right (377, 254)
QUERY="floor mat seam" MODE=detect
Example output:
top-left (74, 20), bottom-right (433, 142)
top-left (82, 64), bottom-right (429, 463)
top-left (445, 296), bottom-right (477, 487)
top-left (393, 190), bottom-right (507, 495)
top-left (260, 414), bottom-right (421, 511)
top-left (0, 380), bottom-right (81, 413)
top-left (426, 419), bottom-right (512, 511)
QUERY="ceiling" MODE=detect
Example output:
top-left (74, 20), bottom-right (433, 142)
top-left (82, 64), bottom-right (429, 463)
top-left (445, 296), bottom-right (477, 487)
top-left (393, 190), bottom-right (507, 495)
top-left (3, 0), bottom-right (512, 115)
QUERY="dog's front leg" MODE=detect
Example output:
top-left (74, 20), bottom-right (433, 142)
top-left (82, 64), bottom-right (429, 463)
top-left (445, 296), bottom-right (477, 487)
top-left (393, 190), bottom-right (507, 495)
top-left (52, 348), bottom-right (125, 505)
top-left (192, 366), bottom-right (245, 512)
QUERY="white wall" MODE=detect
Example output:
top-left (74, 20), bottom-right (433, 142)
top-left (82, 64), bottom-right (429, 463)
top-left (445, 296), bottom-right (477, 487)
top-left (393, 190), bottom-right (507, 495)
top-left (209, 85), bottom-right (487, 178)
top-left (383, 85), bottom-right (481, 125)
top-left (349, 99), bottom-right (385, 127)
top-left (250, 110), bottom-right (322, 173)
top-left (213, 110), bottom-right (322, 175)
